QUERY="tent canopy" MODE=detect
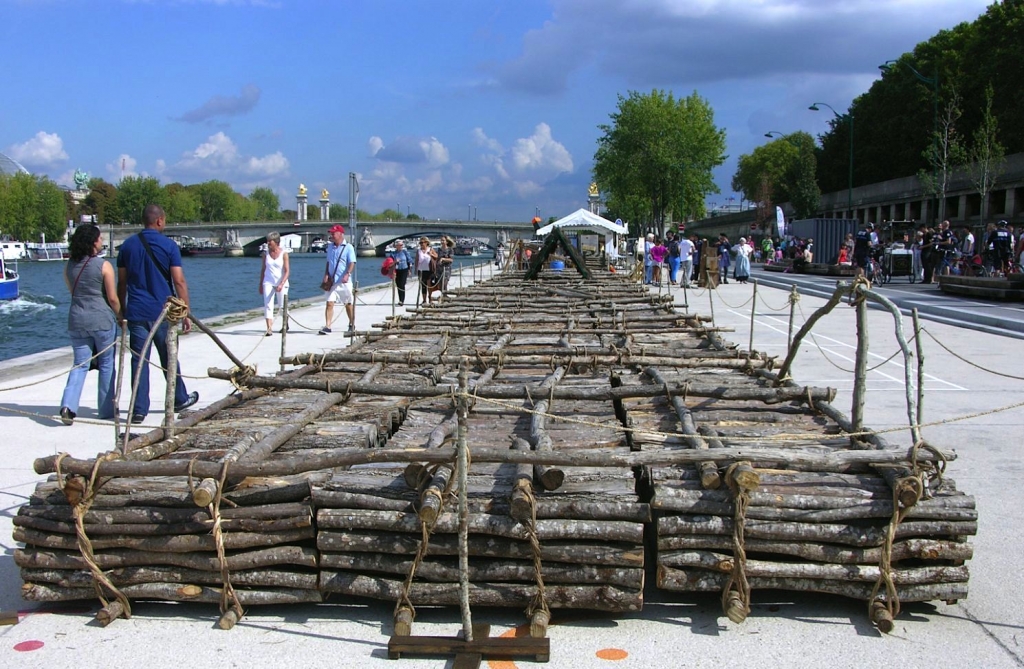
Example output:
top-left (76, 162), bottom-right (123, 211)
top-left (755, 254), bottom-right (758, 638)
top-left (535, 209), bottom-right (628, 236)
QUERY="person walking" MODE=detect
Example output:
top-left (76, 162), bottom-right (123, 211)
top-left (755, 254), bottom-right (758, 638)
top-left (437, 236), bottom-right (455, 294)
top-left (677, 234), bottom-right (695, 288)
top-left (320, 224), bottom-right (357, 334)
top-left (259, 232), bottom-right (290, 335)
top-left (388, 239), bottom-right (414, 305)
top-left (716, 234), bottom-right (732, 284)
top-left (734, 237), bottom-right (752, 283)
top-left (415, 237), bottom-right (438, 304)
top-left (666, 232), bottom-right (681, 285)
top-left (116, 204), bottom-right (198, 424)
top-left (59, 224), bottom-right (120, 425)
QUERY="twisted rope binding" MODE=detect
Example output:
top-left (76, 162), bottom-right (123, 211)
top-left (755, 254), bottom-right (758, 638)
top-left (211, 461), bottom-right (245, 623)
top-left (868, 475), bottom-right (922, 629)
top-left (521, 484), bottom-right (550, 623)
top-left (722, 462), bottom-right (752, 624)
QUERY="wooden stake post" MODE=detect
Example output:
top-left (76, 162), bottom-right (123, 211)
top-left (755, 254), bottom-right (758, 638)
top-left (387, 361), bottom-right (550, 666)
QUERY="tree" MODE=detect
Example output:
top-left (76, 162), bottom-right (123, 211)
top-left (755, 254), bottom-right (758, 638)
top-left (594, 89), bottom-right (726, 237)
top-left (37, 177), bottom-right (67, 241)
top-left (193, 180), bottom-right (235, 222)
top-left (115, 176), bottom-right (165, 225)
top-left (0, 173), bottom-right (39, 240)
top-left (249, 187), bottom-right (280, 220)
top-left (967, 84), bottom-right (1005, 225)
top-left (919, 86), bottom-right (967, 221)
top-left (83, 178), bottom-right (118, 225)
top-left (732, 132), bottom-right (819, 219)
top-left (328, 203), bottom-right (346, 221)
top-left (165, 187), bottom-right (201, 223)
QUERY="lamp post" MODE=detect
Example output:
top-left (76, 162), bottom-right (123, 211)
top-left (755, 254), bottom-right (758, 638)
top-left (810, 103), bottom-right (854, 217)
top-left (468, 204), bottom-right (471, 221)
top-left (879, 59), bottom-right (939, 220)
top-left (764, 131), bottom-right (784, 139)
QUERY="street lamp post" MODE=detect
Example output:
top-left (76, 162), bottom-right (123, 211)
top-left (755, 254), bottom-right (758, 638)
top-left (468, 204), bottom-right (471, 221)
top-left (880, 59), bottom-right (939, 220)
top-left (810, 103), bottom-right (854, 217)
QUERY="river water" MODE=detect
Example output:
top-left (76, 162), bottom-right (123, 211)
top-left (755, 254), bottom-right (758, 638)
top-left (0, 253), bottom-right (490, 362)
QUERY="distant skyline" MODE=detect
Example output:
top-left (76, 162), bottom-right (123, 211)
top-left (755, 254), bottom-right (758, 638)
top-left (1, 0), bottom-right (992, 221)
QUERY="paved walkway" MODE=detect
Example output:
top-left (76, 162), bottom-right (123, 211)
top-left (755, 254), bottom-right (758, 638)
top-left (2, 266), bottom-right (1022, 668)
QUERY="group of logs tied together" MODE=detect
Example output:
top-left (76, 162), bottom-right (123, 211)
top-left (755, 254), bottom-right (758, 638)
top-left (14, 255), bottom-right (972, 638)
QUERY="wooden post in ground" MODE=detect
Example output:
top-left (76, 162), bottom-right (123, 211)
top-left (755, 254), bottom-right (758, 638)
top-left (163, 324), bottom-right (179, 436)
top-left (852, 296), bottom-right (869, 438)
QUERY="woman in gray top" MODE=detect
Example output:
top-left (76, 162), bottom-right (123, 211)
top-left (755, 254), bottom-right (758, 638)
top-left (59, 224), bottom-right (120, 424)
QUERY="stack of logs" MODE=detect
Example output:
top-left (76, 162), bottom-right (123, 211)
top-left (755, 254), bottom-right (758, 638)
top-left (10, 258), bottom-right (974, 636)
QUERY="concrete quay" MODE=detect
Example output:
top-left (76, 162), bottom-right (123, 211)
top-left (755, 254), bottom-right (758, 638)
top-left (1, 266), bottom-right (1022, 668)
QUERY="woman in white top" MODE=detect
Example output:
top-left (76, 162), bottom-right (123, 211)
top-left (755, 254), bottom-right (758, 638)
top-left (415, 236), bottom-right (438, 304)
top-left (733, 237), bottom-right (752, 284)
top-left (259, 232), bottom-right (290, 335)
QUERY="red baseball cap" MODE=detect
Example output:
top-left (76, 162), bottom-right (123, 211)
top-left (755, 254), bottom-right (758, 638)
top-left (328, 225), bottom-right (345, 234)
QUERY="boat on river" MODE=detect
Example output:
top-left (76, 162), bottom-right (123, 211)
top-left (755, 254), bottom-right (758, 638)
top-left (0, 255), bottom-right (19, 300)
top-left (181, 239), bottom-right (225, 257)
top-left (26, 242), bottom-right (69, 261)
top-left (454, 237), bottom-right (479, 256)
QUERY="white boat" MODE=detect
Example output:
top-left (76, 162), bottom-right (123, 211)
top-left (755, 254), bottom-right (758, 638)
top-left (1, 240), bottom-right (28, 260)
top-left (26, 242), bottom-right (69, 261)
top-left (454, 238), bottom-right (479, 257)
top-left (0, 255), bottom-right (19, 300)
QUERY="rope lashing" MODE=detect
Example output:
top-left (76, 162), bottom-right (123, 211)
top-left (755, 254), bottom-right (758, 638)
top-left (227, 364), bottom-right (258, 390)
top-left (56, 451), bottom-right (134, 622)
top-left (722, 462), bottom-right (753, 624)
top-left (165, 296), bottom-right (190, 324)
top-left (520, 484), bottom-right (550, 625)
top-left (868, 475), bottom-right (922, 632)
top-left (210, 461), bottom-right (245, 625)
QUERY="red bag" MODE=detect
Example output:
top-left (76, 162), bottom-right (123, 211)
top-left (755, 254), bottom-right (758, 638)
top-left (381, 257), bottom-right (396, 277)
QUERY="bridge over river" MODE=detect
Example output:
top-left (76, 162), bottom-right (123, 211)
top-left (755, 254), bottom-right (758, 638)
top-left (105, 219), bottom-right (534, 256)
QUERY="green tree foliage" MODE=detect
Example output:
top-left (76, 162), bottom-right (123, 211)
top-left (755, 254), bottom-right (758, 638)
top-left (115, 176), bottom-right (165, 225)
top-left (0, 173), bottom-right (67, 241)
top-left (919, 88), bottom-right (967, 221)
top-left (968, 84), bottom-right (1005, 224)
top-left (733, 133), bottom-right (820, 222)
top-left (227, 192), bottom-right (257, 221)
top-left (593, 89), bottom-right (726, 236)
top-left (83, 178), bottom-right (118, 225)
top-left (249, 187), bottom-right (280, 220)
top-left (165, 187), bottom-right (201, 223)
top-left (816, 1), bottom-right (1023, 193)
top-left (328, 203), bottom-right (346, 221)
top-left (193, 180), bottom-right (235, 222)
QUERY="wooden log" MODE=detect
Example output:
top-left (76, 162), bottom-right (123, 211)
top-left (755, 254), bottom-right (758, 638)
top-left (21, 582), bottom-right (322, 605)
top-left (651, 494), bottom-right (977, 523)
top-left (320, 572), bottom-right (642, 612)
top-left (12, 513), bottom-right (311, 537)
top-left (21, 566), bottom-right (319, 590)
top-left (419, 466), bottom-right (453, 525)
top-left (655, 566), bottom-right (968, 602)
top-left (656, 515), bottom-right (976, 546)
top-left (14, 527), bottom-right (314, 553)
top-left (656, 535), bottom-right (973, 564)
top-left (318, 531), bottom-right (644, 567)
top-left (394, 605), bottom-right (415, 637)
top-left (218, 609), bottom-right (241, 630)
top-left (656, 551), bottom-right (969, 584)
top-left (96, 601), bottom-right (126, 627)
top-left (644, 367), bottom-right (721, 489)
top-left (317, 509), bottom-right (644, 543)
top-left (17, 502), bottom-right (312, 525)
top-left (510, 438), bottom-right (535, 523)
top-left (318, 553), bottom-right (643, 588)
top-left (14, 545), bottom-right (319, 571)
top-left (310, 490), bottom-right (412, 512)
top-left (652, 484), bottom-right (975, 511)
top-left (35, 444), bottom-right (954, 480)
top-left (530, 367), bottom-right (567, 491)
top-left (205, 369), bottom-right (837, 405)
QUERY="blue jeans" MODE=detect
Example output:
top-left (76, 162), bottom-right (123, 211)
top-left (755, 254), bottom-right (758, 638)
top-left (644, 262), bottom-right (653, 284)
top-left (60, 326), bottom-right (117, 418)
top-left (127, 320), bottom-right (189, 418)
top-left (668, 257), bottom-right (681, 283)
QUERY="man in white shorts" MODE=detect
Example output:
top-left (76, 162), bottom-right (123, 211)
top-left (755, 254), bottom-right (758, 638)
top-left (320, 224), bottom-right (357, 334)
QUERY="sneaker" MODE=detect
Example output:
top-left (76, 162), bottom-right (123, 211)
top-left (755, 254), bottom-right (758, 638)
top-left (265, 330), bottom-right (273, 337)
top-left (174, 391), bottom-right (199, 413)
top-left (318, 327), bottom-right (331, 335)
top-left (131, 414), bottom-right (146, 424)
top-left (59, 407), bottom-right (75, 425)
top-left (347, 324), bottom-right (356, 333)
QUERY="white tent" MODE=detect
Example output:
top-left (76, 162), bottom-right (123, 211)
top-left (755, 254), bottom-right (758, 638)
top-left (534, 209), bottom-right (628, 236)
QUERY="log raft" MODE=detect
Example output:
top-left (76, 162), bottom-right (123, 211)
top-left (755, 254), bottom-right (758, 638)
top-left (13, 258), bottom-right (974, 636)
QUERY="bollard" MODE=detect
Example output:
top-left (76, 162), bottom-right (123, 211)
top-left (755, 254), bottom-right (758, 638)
top-left (749, 281), bottom-right (757, 356)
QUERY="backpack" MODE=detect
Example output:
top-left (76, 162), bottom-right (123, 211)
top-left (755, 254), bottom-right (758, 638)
top-left (381, 257), bottom-right (396, 277)
top-left (668, 240), bottom-right (680, 257)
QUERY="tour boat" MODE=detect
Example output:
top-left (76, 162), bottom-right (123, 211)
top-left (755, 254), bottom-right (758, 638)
top-left (0, 255), bottom-right (19, 300)
top-left (26, 242), bottom-right (70, 261)
top-left (454, 238), bottom-right (479, 256)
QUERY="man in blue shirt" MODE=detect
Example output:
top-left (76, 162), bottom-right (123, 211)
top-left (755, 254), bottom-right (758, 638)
top-left (116, 204), bottom-right (198, 424)
top-left (320, 224), bottom-right (357, 334)
top-left (387, 239), bottom-right (414, 306)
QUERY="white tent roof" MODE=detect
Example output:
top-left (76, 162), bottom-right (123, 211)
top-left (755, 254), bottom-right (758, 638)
top-left (535, 209), bottom-right (628, 236)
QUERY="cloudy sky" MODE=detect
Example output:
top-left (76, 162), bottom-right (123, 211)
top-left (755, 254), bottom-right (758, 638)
top-left (1, 0), bottom-right (992, 221)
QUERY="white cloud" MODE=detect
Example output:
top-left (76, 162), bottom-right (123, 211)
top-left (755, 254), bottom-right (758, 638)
top-left (7, 131), bottom-right (68, 168)
top-left (168, 132), bottom-right (289, 183)
top-left (371, 135), bottom-right (451, 167)
top-left (510, 123), bottom-right (573, 175)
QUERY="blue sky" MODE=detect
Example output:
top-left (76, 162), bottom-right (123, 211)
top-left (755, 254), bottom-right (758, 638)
top-left (1, 0), bottom-right (992, 222)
